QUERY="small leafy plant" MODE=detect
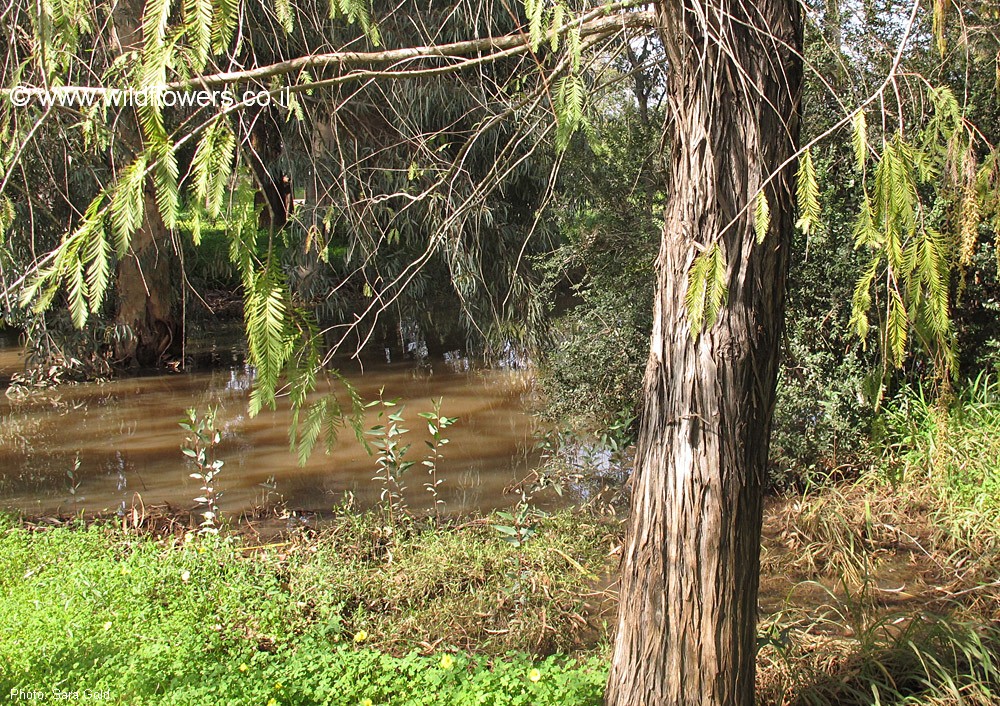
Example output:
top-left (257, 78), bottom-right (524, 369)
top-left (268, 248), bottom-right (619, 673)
top-left (365, 389), bottom-right (415, 525)
top-left (418, 398), bottom-right (458, 526)
top-left (492, 503), bottom-right (540, 548)
top-left (65, 453), bottom-right (82, 503)
top-left (180, 407), bottom-right (225, 535)
top-left (492, 464), bottom-right (560, 549)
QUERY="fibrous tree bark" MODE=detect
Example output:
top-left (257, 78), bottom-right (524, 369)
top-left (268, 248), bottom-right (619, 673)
top-left (606, 0), bottom-right (802, 703)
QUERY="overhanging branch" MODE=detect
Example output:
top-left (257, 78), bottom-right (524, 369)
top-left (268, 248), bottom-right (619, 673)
top-left (2, 8), bottom-right (656, 99)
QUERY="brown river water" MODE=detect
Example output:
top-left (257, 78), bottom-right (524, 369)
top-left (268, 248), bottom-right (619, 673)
top-left (0, 333), bottom-right (541, 518)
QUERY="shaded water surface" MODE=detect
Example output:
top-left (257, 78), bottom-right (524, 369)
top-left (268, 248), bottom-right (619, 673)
top-left (0, 348), bottom-right (539, 517)
top-left (0, 330), bottom-right (24, 382)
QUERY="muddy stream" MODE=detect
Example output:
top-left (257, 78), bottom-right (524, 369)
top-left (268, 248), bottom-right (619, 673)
top-left (0, 333), bottom-right (541, 519)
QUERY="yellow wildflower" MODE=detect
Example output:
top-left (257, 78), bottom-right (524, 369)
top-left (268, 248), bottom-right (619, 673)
top-left (361, 700), bottom-right (374, 706)
top-left (267, 699), bottom-right (277, 706)
top-left (353, 629), bottom-right (368, 643)
top-left (238, 663), bottom-right (249, 673)
top-left (439, 654), bottom-right (455, 670)
top-left (528, 668), bottom-right (541, 683)
top-left (275, 682), bottom-right (283, 690)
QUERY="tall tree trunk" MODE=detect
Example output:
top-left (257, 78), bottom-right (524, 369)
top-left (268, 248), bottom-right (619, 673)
top-left (605, 0), bottom-right (802, 703)
top-left (114, 194), bottom-right (180, 366)
top-left (110, 0), bottom-right (181, 367)
top-left (243, 106), bottom-right (292, 232)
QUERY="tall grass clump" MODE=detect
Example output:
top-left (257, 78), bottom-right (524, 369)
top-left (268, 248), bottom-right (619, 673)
top-left (290, 511), bottom-right (618, 655)
top-left (760, 476), bottom-right (1000, 705)
top-left (875, 373), bottom-right (1000, 539)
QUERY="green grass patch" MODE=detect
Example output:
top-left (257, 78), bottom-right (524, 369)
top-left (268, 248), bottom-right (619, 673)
top-left (876, 373), bottom-right (1000, 542)
top-left (0, 512), bottom-right (616, 705)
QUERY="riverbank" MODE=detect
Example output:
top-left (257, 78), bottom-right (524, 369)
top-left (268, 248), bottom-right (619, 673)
top-left (3, 481), bottom-right (1000, 705)
top-left (1, 509), bottom-right (615, 705)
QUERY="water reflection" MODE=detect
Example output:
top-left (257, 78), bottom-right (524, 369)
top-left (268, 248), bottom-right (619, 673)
top-left (0, 352), bottom-right (540, 518)
top-left (0, 330), bottom-right (24, 381)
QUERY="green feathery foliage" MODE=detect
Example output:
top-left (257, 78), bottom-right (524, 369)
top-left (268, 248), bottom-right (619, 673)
top-left (183, 0), bottom-right (213, 68)
top-left (844, 80), bottom-right (1000, 381)
top-left (275, 0), bottom-right (294, 34)
top-left (109, 156), bottom-right (147, 257)
top-left (754, 189), bottom-right (770, 244)
top-left (244, 259), bottom-right (295, 415)
top-left (0, 199), bottom-right (14, 242)
top-left (549, 2), bottom-right (565, 52)
top-left (210, 0), bottom-right (238, 53)
top-left (526, 0), bottom-right (545, 51)
top-left (685, 243), bottom-right (728, 338)
top-left (149, 140), bottom-right (179, 230)
top-left (852, 110), bottom-right (868, 174)
top-left (849, 253), bottom-right (879, 340)
top-left (289, 384), bottom-right (364, 466)
top-left (140, 0), bottom-right (172, 88)
top-left (795, 148), bottom-right (821, 235)
top-left (191, 120), bottom-right (236, 219)
top-left (555, 73), bottom-right (586, 152)
top-left (20, 191), bottom-right (113, 328)
top-left (329, 0), bottom-right (380, 45)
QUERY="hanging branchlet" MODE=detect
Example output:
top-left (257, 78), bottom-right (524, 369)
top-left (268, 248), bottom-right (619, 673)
top-left (522, 0), bottom-right (589, 151)
top-left (685, 243), bottom-right (728, 339)
top-left (843, 81), bottom-right (998, 381)
top-left (191, 120), bottom-right (236, 220)
top-left (181, 0), bottom-right (213, 68)
top-left (140, 0), bottom-right (172, 89)
top-left (109, 156), bottom-right (148, 256)
top-left (210, 0), bottom-right (239, 54)
top-left (795, 148), bottom-right (821, 236)
top-left (289, 378), bottom-right (364, 466)
top-left (932, 0), bottom-right (949, 57)
top-left (18, 190), bottom-right (114, 328)
top-left (329, 0), bottom-right (381, 45)
top-left (29, 0), bottom-right (95, 79)
top-left (554, 72), bottom-right (586, 151)
top-left (852, 110), bottom-right (868, 174)
top-left (754, 190), bottom-right (771, 244)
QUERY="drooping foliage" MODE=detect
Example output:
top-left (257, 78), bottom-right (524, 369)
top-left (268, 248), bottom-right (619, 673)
top-left (0, 0), bottom-right (655, 459)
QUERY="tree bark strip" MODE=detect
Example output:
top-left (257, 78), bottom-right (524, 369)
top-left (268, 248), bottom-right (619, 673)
top-left (606, 0), bottom-right (802, 703)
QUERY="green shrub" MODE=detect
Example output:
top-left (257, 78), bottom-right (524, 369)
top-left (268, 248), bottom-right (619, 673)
top-left (769, 337), bottom-right (875, 489)
top-left (535, 287), bottom-right (649, 435)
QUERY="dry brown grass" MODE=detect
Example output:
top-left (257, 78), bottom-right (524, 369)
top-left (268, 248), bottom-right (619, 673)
top-left (756, 480), bottom-right (1000, 706)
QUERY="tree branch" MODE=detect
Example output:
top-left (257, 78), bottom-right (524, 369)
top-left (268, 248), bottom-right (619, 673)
top-left (1, 8), bottom-right (656, 99)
